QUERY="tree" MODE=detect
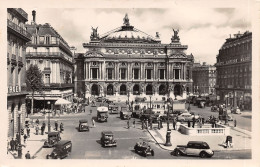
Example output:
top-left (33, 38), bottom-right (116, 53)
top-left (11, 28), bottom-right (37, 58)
top-left (26, 64), bottom-right (44, 115)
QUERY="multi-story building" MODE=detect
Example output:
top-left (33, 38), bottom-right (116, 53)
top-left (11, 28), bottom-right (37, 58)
top-left (215, 31), bottom-right (252, 110)
top-left (7, 8), bottom-right (31, 137)
top-left (75, 14), bottom-right (194, 102)
top-left (192, 62), bottom-right (216, 95)
top-left (25, 11), bottom-right (74, 109)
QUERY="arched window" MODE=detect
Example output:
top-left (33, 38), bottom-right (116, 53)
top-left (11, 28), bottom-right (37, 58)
top-left (146, 84), bottom-right (153, 95)
top-left (159, 84), bottom-right (166, 95)
top-left (133, 84), bottom-right (140, 95)
top-left (120, 84), bottom-right (127, 95)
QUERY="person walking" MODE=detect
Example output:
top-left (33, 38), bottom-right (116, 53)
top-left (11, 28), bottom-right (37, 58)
top-left (133, 119), bottom-right (135, 128)
top-left (60, 122), bottom-right (64, 133)
top-left (202, 117), bottom-right (205, 125)
top-left (55, 121), bottom-right (58, 131)
top-left (35, 125), bottom-right (39, 135)
top-left (14, 138), bottom-right (18, 151)
top-left (26, 127), bottom-right (30, 138)
top-left (16, 132), bottom-right (19, 141)
top-left (127, 119), bottom-right (130, 129)
top-left (92, 118), bottom-right (95, 127)
top-left (234, 119), bottom-right (237, 127)
top-left (42, 122), bottom-right (46, 134)
top-left (23, 134), bottom-right (27, 144)
top-left (10, 138), bottom-right (15, 151)
top-left (192, 117), bottom-right (195, 128)
top-left (187, 120), bottom-right (191, 128)
top-left (36, 119), bottom-right (39, 125)
top-left (41, 125), bottom-right (44, 135)
top-left (25, 151), bottom-right (31, 159)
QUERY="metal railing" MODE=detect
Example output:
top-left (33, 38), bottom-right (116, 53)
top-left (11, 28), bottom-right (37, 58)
top-left (7, 19), bottom-right (31, 39)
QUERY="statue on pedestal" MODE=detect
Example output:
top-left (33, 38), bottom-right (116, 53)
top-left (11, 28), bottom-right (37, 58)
top-left (90, 27), bottom-right (99, 40)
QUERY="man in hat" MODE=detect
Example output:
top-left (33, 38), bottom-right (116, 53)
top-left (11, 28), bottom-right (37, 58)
top-left (25, 151), bottom-right (31, 159)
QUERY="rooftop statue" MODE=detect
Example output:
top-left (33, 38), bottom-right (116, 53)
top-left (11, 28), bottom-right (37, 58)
top-left (90, 27), bottom-right (99, 40)
top-left (123, 13), bottom-right (130, 26)
top-left (171, 29), bottom-right (180, 43)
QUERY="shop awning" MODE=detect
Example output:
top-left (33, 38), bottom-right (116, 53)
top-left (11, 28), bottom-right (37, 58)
top-left (55, 98), bottom-right (72, 105)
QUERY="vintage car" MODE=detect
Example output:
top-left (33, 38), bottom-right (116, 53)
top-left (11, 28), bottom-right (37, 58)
top-left (108, 104), bottom-right (119, 114)
top-left (97, 106), bottom-right (109, 122)
top-left (177, 113), bottom-right (200, 122)
top-left (78, 119), bottom-right (89, 132)
top-left (120, 107), bottom-right (131, 120)
top-left (134, 141), bottom-right (154, 157)
top-left (171, 141), bottom-right (214, 158)
top-left (46, 140), bottom-right (72, 159)
top-left (43, 132), bottom-right (61, 148)
top-left (100, 131), bottom-right (117, 147)
top-left (96, 96), bottom-right (105, 102)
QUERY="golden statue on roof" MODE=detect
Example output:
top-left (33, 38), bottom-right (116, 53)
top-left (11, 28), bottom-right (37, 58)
top-left (123, 13), bottom-right (130, 26)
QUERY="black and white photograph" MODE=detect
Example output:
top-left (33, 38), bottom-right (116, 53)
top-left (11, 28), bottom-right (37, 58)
top-left (1, 0), bottom-right (260, 166)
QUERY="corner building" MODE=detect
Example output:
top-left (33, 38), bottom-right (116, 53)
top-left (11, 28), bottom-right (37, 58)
top-left (215, 31), bottom-right (252, 109)
top-left (25, 11), bottom-right (74, 108)
top-left (75, 15), bottom-right (193, 101)
top-left (7, 8), bottom-right (31, 137)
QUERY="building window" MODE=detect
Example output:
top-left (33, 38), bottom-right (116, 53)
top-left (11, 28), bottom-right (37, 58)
top-left (146, 69), bottom-right (152, 79)
top-left (92, 68), bottom-right (98, 79)
top-left (159, 69), bottom-right (165, 79)
top-left (120, 69), bottom-right (126, 80)
top-left (46, 60), bottom-right (50, 68)
top-left (174, 69), bottom-right (180, 79)
top-left (108, 69), bottom-right (113, 79)
top-left (46, 36), bottom-right (50, 44)
top-left (45, 74), bottom-right (50, 84)
top-left (134, 69), bottom-right (139, 79)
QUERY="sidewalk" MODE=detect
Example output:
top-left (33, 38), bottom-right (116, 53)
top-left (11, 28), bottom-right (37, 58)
top-left (147, 123), bottom-right (251, 151)
top-left (7, 127), bottom-right (48, 159)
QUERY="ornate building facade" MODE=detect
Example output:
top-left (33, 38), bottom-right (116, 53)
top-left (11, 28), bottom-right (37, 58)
top-left (192, 62), bottom-right (216, 95)
top-left (25, 11), bottom-right (74, 109)
top-left (75, 14), bottom-right (194, 102)
top-left (215, 31), bottom-right (252, 110)
top-left (7, 8), bottom-right (31, 137)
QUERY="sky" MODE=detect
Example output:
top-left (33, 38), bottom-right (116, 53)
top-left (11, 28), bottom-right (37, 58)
top-left (24, 7), bottom-right (252, 65)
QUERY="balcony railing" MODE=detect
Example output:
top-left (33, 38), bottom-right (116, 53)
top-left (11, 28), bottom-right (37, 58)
top-left (18, 56), bottom-right (23, 67)
top-left (7, 19), bottom-right (31, 40)
top-left (45, 83), bottom-right (74, 88)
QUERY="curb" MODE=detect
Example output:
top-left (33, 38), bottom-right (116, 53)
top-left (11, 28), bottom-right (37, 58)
top-left (230, 127), bottom-right (251, 136)
top-left (146, 129), bottom-right (173, 152)
top-left (32, 146), bottom-right (43, 159)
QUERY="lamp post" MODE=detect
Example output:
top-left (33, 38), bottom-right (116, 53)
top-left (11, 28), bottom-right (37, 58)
top-left (187, 93), bottom-right (191, 112)
top-left (47, 101), bottom-right (51, 133)
top-left (164, 46), bottom-right (172, 146)
top-left (17, 110), bottom-right (22, 158)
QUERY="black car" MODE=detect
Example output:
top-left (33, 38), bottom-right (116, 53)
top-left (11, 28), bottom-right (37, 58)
top-left (46, 140), bottom-right (72, 159)
top-left (100, 131), bottom-right (117, 147)
top-left (134, 141), bottom-right (154, 157)
top-left (78, 119), bottom-right (89, 132)
top-left (43, 132), bottom-right (61, 148)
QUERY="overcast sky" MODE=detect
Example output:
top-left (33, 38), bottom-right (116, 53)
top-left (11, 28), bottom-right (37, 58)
top-left (24, 7), bottom-right (251, 65)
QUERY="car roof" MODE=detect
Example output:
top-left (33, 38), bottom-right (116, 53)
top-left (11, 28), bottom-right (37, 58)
top-left (55, 140), bottom-right (71, 146)
top-left (79, 119), bottom-right (88, 123)
top-left (48, 132), bottom-right (59, 135)
top-left (188, 141), bottom-right (207, 144)
top-left (102, 131), bottom-right (113, 135)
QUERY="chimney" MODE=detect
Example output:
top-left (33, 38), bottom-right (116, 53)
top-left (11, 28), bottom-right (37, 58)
top-left (32, 10), bottom-right (36, 23)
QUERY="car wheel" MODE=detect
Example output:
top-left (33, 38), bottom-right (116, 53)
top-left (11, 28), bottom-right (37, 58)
top-left (135, 149), bottom-right (138, 153)
top-left (46, 155), bottom-right (50, 159)
top-left (200, 152), bottom-right (207, 158)
top-left (175, 150), bottom-right (181, 156)
top-left (143, 151), bottom-right (147, 157)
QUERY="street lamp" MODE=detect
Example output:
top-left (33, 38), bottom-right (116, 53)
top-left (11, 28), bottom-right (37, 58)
top-left (47, 101), bottom-right (51, 133)
top-left (17, 110), bottom-right (22, 158)
top-left (187, 93), bottom-right (191, 112)
top-left (164, 46), bottom-right (172, 146)
top-left (149, 95), bottom-right (152, 108)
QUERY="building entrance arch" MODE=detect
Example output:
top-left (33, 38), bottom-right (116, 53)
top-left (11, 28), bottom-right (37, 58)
top-left (159, 84), bottom-right (167, 95)
top-left (174, 84), bottom-right (182, 96)
top-left (107, 84), bottom-right (114, 95)
top-left (91, 84), bottom-right (99, 96)
top-left (133, 84), bottom-right (140, 95)
top-left (146, 84), bottom-right (153, 95)
top-left (120, 84), bottom-right (127, 95)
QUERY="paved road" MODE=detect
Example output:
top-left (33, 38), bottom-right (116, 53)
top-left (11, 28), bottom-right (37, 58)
top-left (33, 102), bottom-right (251, 159)
top-left (187, 104), bottom-right (251, 131)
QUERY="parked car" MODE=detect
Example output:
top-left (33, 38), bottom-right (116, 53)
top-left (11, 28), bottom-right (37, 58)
top-left (108, 104), bottom-right (119, 114)
top-left (120, 107), bottom-right (131, 120)
top-left (43, 132), bottom-right (61, 148)
top-left (96, 97), bottom-right (105, 102)
top-left (78, 119), bottom-right (89, 132)
top-left (171, 141), bottom-right (214, 158)
top-left (97, 106), bottom-right (109, 122)
top-left (100, 131), bottom-right (117, 147)
top-left (177, 113), bottom-right (200, 122)
top-left (46, 140), bottom-right (72, 159)
top-left (134, 141), bottom-right (154, 157)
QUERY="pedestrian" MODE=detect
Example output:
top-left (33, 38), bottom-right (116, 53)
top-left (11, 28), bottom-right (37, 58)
top-left (145, 119), bottom-right (149, 129)
top-left (41, 125), bottom-right (44, 135)
top-left (141, 120), bottom-right (144, 130)
top-left (14, 138), bottom-right (18, 151)
top-left (35, 124), bottom-right (39, 135)
top-left (92, 118), bottom-right (95, 127)
top-left (158, 119), bottom-right (160, 130)
top-left (25, 151), bottom-right (31, 159)
top-left (55, 121), bottom-right (58, 131)
top-left (16, 132), bottom-right (19, 141)
top-left (90, 109), bottom-right (92, 115)
top-left (42, 121), bottom-right (46, 134)
top-left (173, 118), bottom-right (176, 130)
top-left (10, 138), bottom-right (15, 151)
top-left (127, 119), bottom-right (130, 129)
top-left (26, 127), bottom-right (30, 138)
top-left (133, 119), bottom-right (135, 128)
top-left (192, 117), bottom-right (195, 128)
top-left (234, 119), bottom-right (237, 127)
top-left (187, 120), bottom-right (191, 127)
top-left (202, 117), bottom-right (205, 125)
top-left (60, 122), bottom-right (64, 133)
top-left (23, 134), bottom-right (27, 144)
top-left (36, 119), bottom-right (39, 125)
